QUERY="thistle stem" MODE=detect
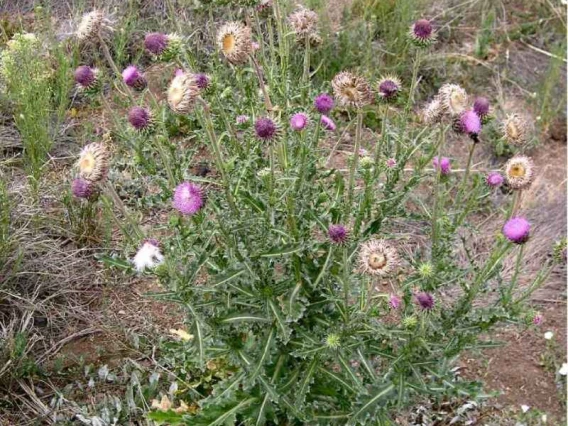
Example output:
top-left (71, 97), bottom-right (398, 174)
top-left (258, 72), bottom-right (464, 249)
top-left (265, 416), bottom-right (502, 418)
top-left (505, 244), bottom-right (525, 305)
top-left (507, 190), bottom-right (522, 219)
top-left (249, 55), bottom-right (273, 112)
top-left (454, 141), bottom-right (476, 222)
top-left (197, 99), bottom-right (237, 214)
top-left (431, 125), bottom-right (447, 259)
top-left (98, 35), bottom-right (135, 103)
top-left (103, 181), bottom-right (144, 241)
top-left (346, 110), bottom-right (364, 217)
top-left (302, 32), bottom-right (311, 101)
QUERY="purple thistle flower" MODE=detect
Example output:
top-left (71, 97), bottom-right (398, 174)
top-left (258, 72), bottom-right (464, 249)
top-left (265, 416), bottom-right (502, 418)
top-left (254, 117), bottom-right (278, 141)
top-left (320, 115), bottom-right (336, 131)
top-left (486, 172), bottom-right (504, 188)
top-left (173, 182), bottom-right (204, 215)
top-left (122, 65), bottom-right (147, 90)
top-left (72, 178), bottom-right (95, 199)
top-left (328, 224), bottom-right (348, 244)
top-left (74, 65), bottom-right (96, 87)
top-left (145, 32), bottom-right (169, 55)
top-left (236, 115), bottom-right (250, 125)
top-left (378, 78), bottom-right (401, 100)
top-left (314, 93), bottom-right (334, 114)
top-left (386, 158), bottom-right (397, 168)
top-left (473, 97), bottom-right (490, 119)
top-left (533, 313), bottom-right (543, 326)
top-left (290, 112), bottom-right (309, 131)
top-left (416, 292), bottom-right (434, 310)
top-left (413, 19), bottom-right (433, 38)
top-left (502, 217), bottom-right (531, 244)
top-left (389, 294), bottom-right (401, 310)
top-left (128, 107), bottom-right (152, 130)
top-left (459, 110), bottom-right (482, 137)
top-left (433, 157), bottom-right (451, 175)
top-left (194, 73), bottom-right (210, 90)
top-left (174, 68), bottom-right (185, 77)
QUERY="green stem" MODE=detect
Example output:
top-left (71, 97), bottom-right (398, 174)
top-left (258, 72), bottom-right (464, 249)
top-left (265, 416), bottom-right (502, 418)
top-left (505, 244), bottom-right (525, 305)
top-left (103, 181), bottom-right (144, 241)
top-left (98, 35), bottom-right (135, 103)
top-left (346, 110), bottom-right (364, 217)
top-left (302, 32), bottom-right (311, 101)
top-left (198, 99), bottom-right (237, 214)
top-left (249, 54), bottom-right (273, 111)
top-left (406, 49), bottom-right (422, 113)
top-left (454, 142), bottom-right (476, 212)
top-left (342, 246), bottom-right (350, 321)
top-left (506, 190), bottom-right (522, 219)
top-left (154, 135), bottom-right (175, 186)
top-left (431, 125), bottom-right (447, 260)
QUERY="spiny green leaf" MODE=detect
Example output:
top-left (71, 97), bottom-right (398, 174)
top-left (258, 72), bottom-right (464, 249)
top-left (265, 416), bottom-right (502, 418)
top-left (211, 267), bottom-right (246, 287)
top-left (260, 245), bottom-right (303, 258)
top-left (249, 328), bottom-right (275, 382)
top-left (219, 313), bottom-right (272, 324)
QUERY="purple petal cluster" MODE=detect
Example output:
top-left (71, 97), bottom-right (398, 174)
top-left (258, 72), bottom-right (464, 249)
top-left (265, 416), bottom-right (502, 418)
top-left (328, 224), bottom-right (348, 244)
top-left (255, 117), bottom-right (278, 141)
top-left (122, 65), bottom-right (147, 90)
top-left (320, 115), bottom-right (336, 131)
top-left (433, 157), bottom-right (451, 175)
top-left (194, 73), bottom-right (210, 90)
top-left (314, 93), bottom-right (334, 114)
top-left (72, 178), bottom-right (95, 199)
top-left (502, 217), bottom-right (530, 244)
top-left (486, 172), bottom-right (504, 188)
top-left (416, 292), bottom-right (434, 310)
top-left (378, 79), bottom-right (400, 99)
top-left (413, 19), bottom-right (433, 39)
top-left (389, 294), bottom-right (401, 310)
top-left (74, 65), bottom-right (96, 87)
top-left (173, 182), bottom-right (204, 215)
top-left (473, 97), bottom-right (490, 118)
top-left (460, 110), bottom-right (482, 136)
top-left (145, 32), bottom-right (168, 55)
top-left (128, 107), bottom-right (151, 130)
top-left (236, 115), bottom-right (250, 125)
top-left (290, 113), bottom-right (309, 131)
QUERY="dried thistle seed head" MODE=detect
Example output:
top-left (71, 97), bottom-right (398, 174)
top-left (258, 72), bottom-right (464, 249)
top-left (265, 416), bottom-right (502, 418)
top-left (288, 7), bottom-right (319, 37)
top-left (423, 97), bottom-right (444, 125)
top-left (438, 84), bottom-right (468, 117)
top-left (504, 155), bottom-right (534, 190)
top-left (358, 239), bottom-right (400, 276)
top-left (297, 31), bottom-right (322, 48)
top-left (331, 71), bottom-right (373, 109)
top-left (377, 75), bottom-right (402, 101)
top-left (76, 10), bottom-right (113, 42)
top-left (167, 73), bottom-right (200, 114)
top-left (217, 22), bottom-right (252, 65)
top-left (409, 19), bottom-right (436, 47)
top-left (502, 114), bottom-right (529, 145)
top-left (78, 142), bottom-right (110, 183)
